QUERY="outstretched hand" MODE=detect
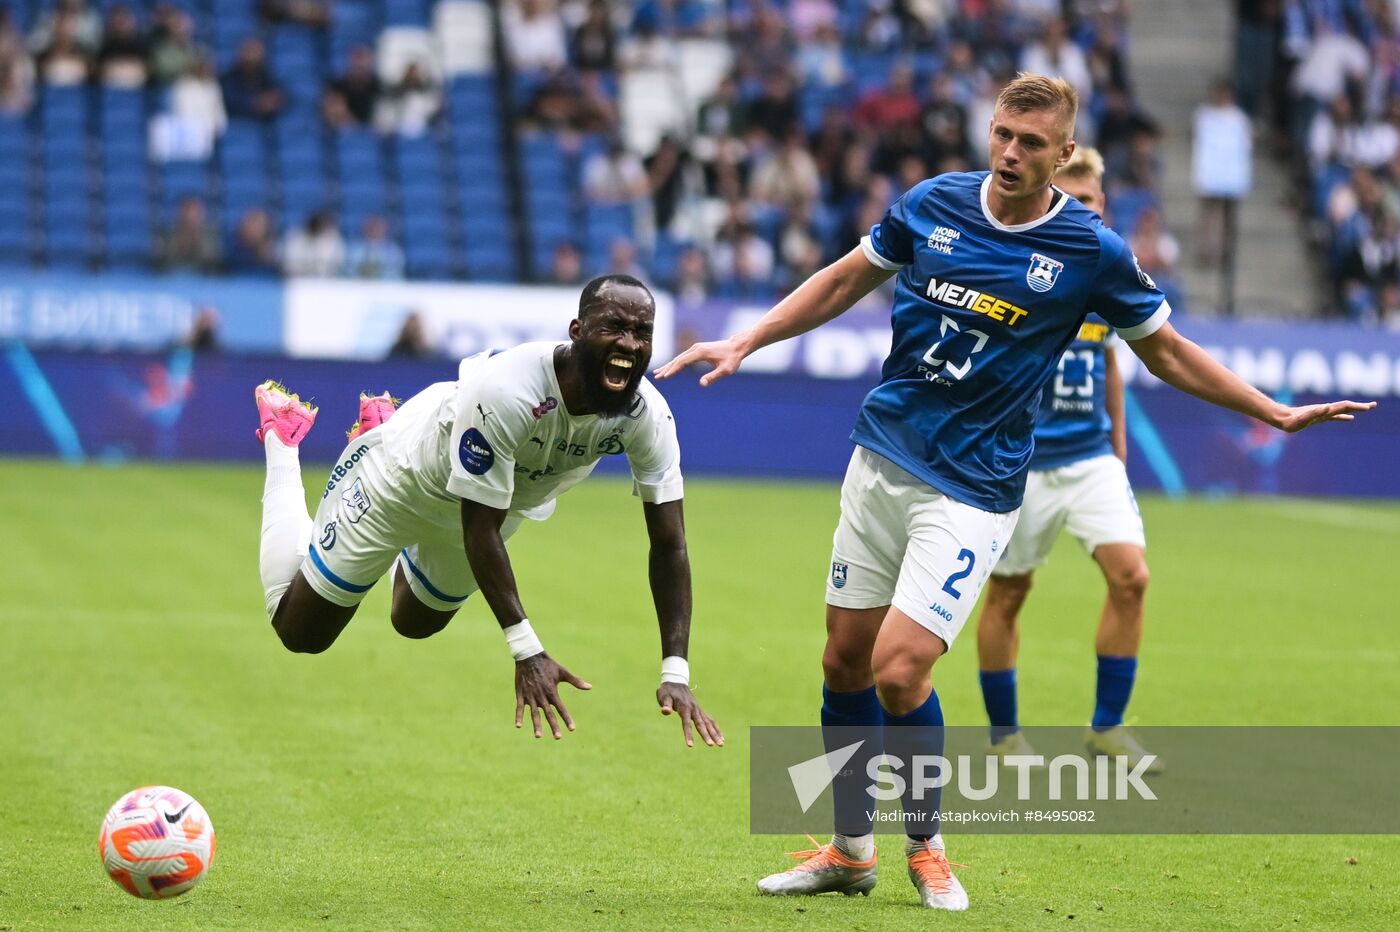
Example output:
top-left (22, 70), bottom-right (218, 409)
top-left (652, 337), bottom-right (747, 387)
top-left (515, 654), bottom-right (592, 740)
top-left (657, 683), bottom-right (724, 748)
top-left (1275, 400), bottom-right (1377, 432)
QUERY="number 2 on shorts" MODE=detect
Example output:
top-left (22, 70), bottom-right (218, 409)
top-left (942, 548), bottom-right (976, 599)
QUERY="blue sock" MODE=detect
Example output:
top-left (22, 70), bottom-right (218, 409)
top-left (1092, 655), bottom-right (1138, 730)
top-left (881, 688), bottom-right (943, 843)
top-left (978, 668), bottom-right (1018, 743)
top-left (821, 685), bottom-right (884, 837)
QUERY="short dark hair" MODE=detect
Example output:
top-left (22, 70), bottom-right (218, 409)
top-left (578, 274), bottom-right (653, 319)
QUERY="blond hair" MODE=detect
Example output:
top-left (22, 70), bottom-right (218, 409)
top-left (1056, 145), bottom-right (1104, 183)
top-left (994, 73), bottom-right (1078, 138)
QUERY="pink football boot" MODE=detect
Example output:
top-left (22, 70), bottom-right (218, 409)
top-left (346, 391), bottom-right (399, 441)
top-left (254, 380), bottom-right (318, 445)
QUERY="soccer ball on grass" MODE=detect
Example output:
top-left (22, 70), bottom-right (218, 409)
top-left (98, 786), bottom-right (215, 899)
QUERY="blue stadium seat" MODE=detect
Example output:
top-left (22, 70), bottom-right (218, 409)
top-left (383, 0), bottom-right (429, 26)
top-left (464, 241), bottom-right (515, 281)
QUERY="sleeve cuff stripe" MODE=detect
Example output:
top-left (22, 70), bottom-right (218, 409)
top-left (1116, 300), bottom-right (1171, 341)
top-left (860, 235), bottom-right (904, 271)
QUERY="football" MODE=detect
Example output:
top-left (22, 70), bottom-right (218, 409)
top-left (98, 786), bottom-right (215, 899)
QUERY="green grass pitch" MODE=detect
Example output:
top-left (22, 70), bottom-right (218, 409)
top-left (1, 460), bottom-right (1397, 930)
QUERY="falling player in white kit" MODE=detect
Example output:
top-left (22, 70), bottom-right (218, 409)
top-left (975, 147), bottom-right (1162, 771)
top-left (252, 275), bottom-right (723, 747)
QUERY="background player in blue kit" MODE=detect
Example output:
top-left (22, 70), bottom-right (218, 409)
top-left (657, 74), bottom-right (1374, 911)
top-left (976, 146), bottom-right (1163, 772)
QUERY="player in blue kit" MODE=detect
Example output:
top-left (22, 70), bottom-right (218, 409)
top-left (657, 74), bottom-right (1373, 911)
top-left (976, 146), bottom-right (1163, 772)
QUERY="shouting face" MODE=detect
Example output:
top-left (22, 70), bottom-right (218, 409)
top-left (570, 279), bottom-right (655, 416)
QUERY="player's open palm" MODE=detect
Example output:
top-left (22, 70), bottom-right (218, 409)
top-left (657, 683), bottom-right (724, 748)
top-left (1276, 400), bottom-right (1377, 432)
top-left (515, 654), bottom-right (592, 740)
top-left (653, 337), bottom-right (746, 387)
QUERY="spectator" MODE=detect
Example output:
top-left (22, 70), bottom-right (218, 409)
top-left (183, 308), bottom-right (221, 351)
top-left (28, 0), bottom-right (101, 56)
top-left (745, 70), bottom-right (799, 142)
top-left (1234, 0), bottom-right (1280, 120)
top-left (282, 211), bottom-right (345, 277)
top-left (329, 46), bottom-right (381, 127)
top-left (1127, 206), bottom-right (1182, 292)
top-left (789, 0), bottom-right (840, 44)
top-left (776, 200), bottom-right (824, 286)
top-left (345, 216), bottom-right (406, 279)
top-left (170, 56), bottom-right (227, 144)
top-left (795, 21), bottom-right (848, 89)
top-left (96, 5), bottom-right (149, 88)
top-left (1084, 12), bottom-right (1131, 97)
top-left (502, 0), bottom-right (568, 73)
top-left (583, 139), bottom-right (648, 203)
top-left (711, 207), bottom-right (774, 293)
top-left (1096, 86), bottom-right (1160, 178)
top-left (221, 38), bottom-right (284, 121)
top-left (920, 73), bottom-right (972, 165)
top-left (696, 74), bottom-right (745, 142)
top-left (158, 197), bottom-right (222, 274)
top-left (1020, 18), bottom-right (1094, 121)
top-left (853, 61), bottom-right (921, 134)
top-left (0, 11), bottom-right (35, 114)
top-left (671, 246), bottom-right (710, 305)
top-left (748, 128), bottom-right (821, 212)
top-left (572, 70), bottom-right (619, 133)
top-left (379, 62), bottom-right (442, 136)
top-left (388, 312), bottom-right (433, 357)
top-left (321, 88), bottom-right (354, 130)
top-left (645, 134), bottom-right (690, 232)
top-left (35, 14), bottom-right (91, 86)
top-left (226, 208), bottom-right (280, 276)
top-left (618, 19), bottom-right (676, 71)
top-left (571, 0), bottom-right (617, 73)
top-left (259, 0), bottom-right (330, 29)
top-left (549, 241), bottom-right (584, 284)
top-left (148, 7), bottom-right (199, 86)
top-left (604, 236), bottom-right (648, 281)
top-left (1192, 79), bottom-right (1251, 314)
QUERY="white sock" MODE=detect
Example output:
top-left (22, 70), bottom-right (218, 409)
top-left (905, 833), bottom-right (944, 856)
top-left (833, 833), bottom-right (874, 861)
top-left (260, 434), bottom-right (312, 620)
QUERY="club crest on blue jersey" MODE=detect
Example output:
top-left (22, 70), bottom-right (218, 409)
top-left (831, 562), bottom-right (848, 589)
top-left (1026, 253), bottom-right (1064, 293)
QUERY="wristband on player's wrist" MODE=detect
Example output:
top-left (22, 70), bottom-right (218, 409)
top-left (660, 655), bottom-right (690, 686)
top-left (503, 619), bottom-right (545, 662)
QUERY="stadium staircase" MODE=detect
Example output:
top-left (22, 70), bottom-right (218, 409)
top-left (1131, 0), bottom-right (1322, 318)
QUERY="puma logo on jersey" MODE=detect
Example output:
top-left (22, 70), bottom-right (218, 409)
top-left (925, 278), bottom-right (1029, 327)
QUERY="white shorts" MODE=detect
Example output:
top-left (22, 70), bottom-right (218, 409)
top-left (992, 454), bottom-right (1145, 578)
top-left (826, 447), bottom-right (1019, 649)
top-left (302, 436), bottom-right (524, 612)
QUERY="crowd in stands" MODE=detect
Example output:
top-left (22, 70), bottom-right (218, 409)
top-left (0, 0), bottom-right (1180, 300)
top-left (503, 0), bottom-right (1178, 305)
top-left (1237, 0), bottom-right (1400, 323)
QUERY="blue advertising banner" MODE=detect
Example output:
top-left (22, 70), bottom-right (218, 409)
top-left (1, 347), bottom-right (1395, 499)
top-left (0, 274), bottom-right (283, 353)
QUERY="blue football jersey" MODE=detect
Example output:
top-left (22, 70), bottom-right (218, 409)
top-left (1029, 314), bottom-right (1117, 470)
top-left (854, 171), bottom-right (1168, 513)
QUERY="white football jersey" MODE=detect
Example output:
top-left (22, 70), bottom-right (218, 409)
top-left (377, 342), bottom-right (683, 528)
